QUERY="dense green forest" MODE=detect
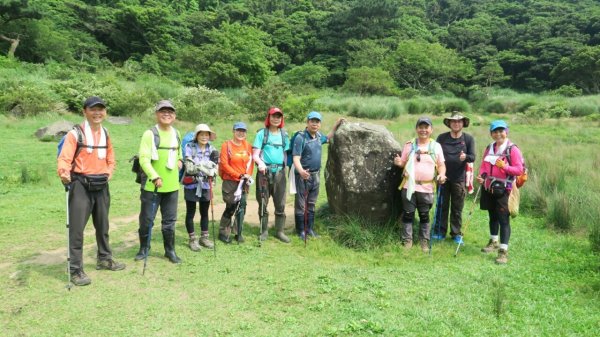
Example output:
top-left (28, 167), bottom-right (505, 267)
top-left (2, 0), bottom-right (600, 93)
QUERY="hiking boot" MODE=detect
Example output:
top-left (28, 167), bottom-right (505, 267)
top-left (402, 240), bottom-right (413, 249)
top-left (71, 270), bottom-right (91, 286)
top-left (495, 249), bottom-right (508, 264)
top-left (259, 215), bottom-right (269, 241)
top-left (162, 230), bottom-right (181, 264)
top-left (420, 239), bottom-right (430, 253)
top-left (453, 235), bottom-right (464, 245)
top-left (481, 239), bottom-right (499, 253)
top-left (259, 230), bottom-right (269, 241)
top-left (188, 235), bottom-right (201, 252)
top-left (199, 234), bottom-right (214, 249)
top-left (274, 215), bottom-right (290, 243)
top-left (298, 231), bottom-right (306, 241)
top-left (431, 234), bottom-right (445, 240)
top-left (234, 234), bottom-right (245, 243)
top-left (96, 259), bottom-right (126, 271)
top-left (218, 233), bottom-right (232, 244)
top-left (134, 233), bottom-right (149, 261)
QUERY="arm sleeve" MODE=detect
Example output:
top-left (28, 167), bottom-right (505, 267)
top-left (504, 146), bottom-right (524, 176)
top-left (466, 134), bottom-right (476, 163)
top-left (57, 130), bottom-right (78, 176)
top-left (106, 133), bottom-right (115, 176)
top-left (139, 130), bottom-right (159, 181)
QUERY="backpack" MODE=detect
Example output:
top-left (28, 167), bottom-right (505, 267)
top-left (130, 126), bottom-right (181, 184)
top-left (256, 127), bottom-right (289, 167)
top-left (179, 131), bottom-right (196, 181)
top-left (181, 142), bottom-right (218, 185)
top-left (286, 130), bottom-right (310, 168)
top-left (494, 142), bottom-right (528, 188)
top-left (57, 124), bottom-right (109, 168)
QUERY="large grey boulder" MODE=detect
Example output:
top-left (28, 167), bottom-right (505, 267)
top-left (325, 121), bottom-right (404, 224)
top-left (34, 120), bottom-right (75, 141)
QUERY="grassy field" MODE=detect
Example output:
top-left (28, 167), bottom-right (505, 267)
top-left (1, 113), bottom-right (599, 336)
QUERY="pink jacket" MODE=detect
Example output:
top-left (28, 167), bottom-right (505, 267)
top-left (478, 140), bottom-right (524, 190)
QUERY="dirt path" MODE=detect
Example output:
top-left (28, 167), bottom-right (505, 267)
top-left (12, 198), bottom-right (296, 269)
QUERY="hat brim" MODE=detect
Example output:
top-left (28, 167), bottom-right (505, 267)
top-left (443, 117), bottom-right (470, 128)
top-left (195, 130), bottom-right (216, 141)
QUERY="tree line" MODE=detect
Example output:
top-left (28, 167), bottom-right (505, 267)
top-left (2, 0), bottom-right (600, 95)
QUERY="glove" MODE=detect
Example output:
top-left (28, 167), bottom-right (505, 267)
top-left (495, 159), bottom-right (505, 169)
top-left (198, 161), bottom-right (217, 176)
top-left (246, 177), bottom-right (254, 186)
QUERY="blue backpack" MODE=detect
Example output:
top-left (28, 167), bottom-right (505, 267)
top-left (286, 130), bottom-right (308, 167)
top-left (179, 131), bottom-right (196, 180)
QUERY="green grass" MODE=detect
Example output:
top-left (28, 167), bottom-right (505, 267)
top-left (1, 113), bottom-right (599, 336)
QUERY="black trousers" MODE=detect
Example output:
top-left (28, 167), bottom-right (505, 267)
top-left (438, 181), bottom-right (466, 237)
top-left (68, 180), bottom-right (112, 273)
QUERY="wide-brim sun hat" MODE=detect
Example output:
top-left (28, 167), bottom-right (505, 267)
top-left (443, 112), bottom-right (470, 128)
top-left (489, 120), bottom-right (508, 131)
top-left (194, 123), bottom-right (216, 141)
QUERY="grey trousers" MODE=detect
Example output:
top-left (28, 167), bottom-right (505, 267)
top-left (256, 169), bottom-right (287, 218)
top-left (68, 180), bottom-right (112, 272)
top-left (400, 189), bottom-right (433, 242)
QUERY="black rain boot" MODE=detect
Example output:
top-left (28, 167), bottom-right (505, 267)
top-left (134, 231), bottom-right (149, 261)
top-left (162, 230), bottom-right (181, 264)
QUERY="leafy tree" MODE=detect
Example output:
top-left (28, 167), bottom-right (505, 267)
top-left (346, 39), bottom-right (390, 68)
top-left (384, 40), bottom-right (474, 92)
top-left (280, 62), bottom-right (329, 87)
top-left (551, 45), bottom-right (600, 94)
top-left (0, 0), bottom-right (42, 57)
top-left (474, 60), bottom-right (509, 88)
top-left (342, 67), bottom-right (397, 95)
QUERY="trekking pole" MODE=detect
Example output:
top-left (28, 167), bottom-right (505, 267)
top-left (429, 184), bottom-right (444, 255)
top-left (303, 179), bottom-right (309, 248)
top-left (143, 186), bottom-right (159, 276)
top-left (258, 174), bottom-right (268, 247)
top-left (209, 176), bottom-right (216, 258)
top-left (64, 184), bottom-right (72, 291)
top-left (234, 178), bottom-right (248, 245)
top-left (454, 184), bottom-right (482, 257)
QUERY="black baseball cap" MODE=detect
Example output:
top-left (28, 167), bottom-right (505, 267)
top-left (83, 96), bottom-right (106, 109)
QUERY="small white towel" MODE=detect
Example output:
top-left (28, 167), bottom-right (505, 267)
top-left (289, 165), bottom-right (297, 195)
top-left (83, 120), bottom-right (107, 159)
top-left (150, 125), bottom-right (178, 169)
top-left (404, 152), bottom-right (416, 201)
top-left (484, 141), bottom-right (508, 165)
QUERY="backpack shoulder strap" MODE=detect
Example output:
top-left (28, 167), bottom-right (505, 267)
top-left (261, 128), bottom-right (268, 150)
top-left (71, 124), bottom-right (85, 161)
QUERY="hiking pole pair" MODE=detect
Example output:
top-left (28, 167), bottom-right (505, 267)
top-left (209, 176), bottom-right (216, 258)
top-left (143, 186), bottom-right (159, 275)
top-left (454, 184), bottom-right (483, 257)
top-left (64, 184), bottom-right (72, 291)
top-left (231, 178), bottom-right (248, 244)
top-left (429, 184), bottom-right (444, 255)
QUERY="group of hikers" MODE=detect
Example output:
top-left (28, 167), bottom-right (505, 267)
top-left (57, 96), bottom-right (524, 287)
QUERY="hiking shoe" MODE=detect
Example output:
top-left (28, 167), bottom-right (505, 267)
top-left (71, 270), bottom-right (91, 286)
top-left (495, 249), bottom-right (508, 264)
top-left (402, 240), bottom-right (413, 249)
top-left (308, 229), bottom-right (319, 238)
top-left (199, 235), bottom-right (214, 249)
top-left (234, 234), bottom-right (245, 243)
top-left (420, 239), bottom-right (430, 253)
top-left (96, 259), bottom-right (126, 271)
top-left (189, 237), bottom-right (201, 252)
top-left (275, 231), bottom-right (290, 243)
top-left (298, 231), bottom-right (306, 241)
top-left (453, 235), bottom-right (464, 245)
top-left (481, 239), bottom-right (499, 253)
top-left (218, 233), bottom-right (231, 244)
top-left (431, 234), bottom-right (445, 240)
